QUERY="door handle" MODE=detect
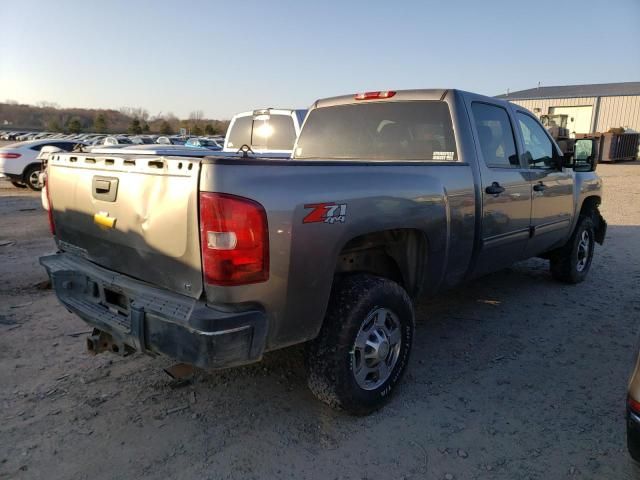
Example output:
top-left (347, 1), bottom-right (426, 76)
top-left (533, 182), bottom-right (546, 192)
top-left (485, 182), bottom-right (505, 195)
top-left (95, 179), bottom-right (111, 193)
top-left (92, 176), bottom-right (119, 202)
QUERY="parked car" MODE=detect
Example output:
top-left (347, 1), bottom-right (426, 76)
top-left (40, 89), bottom-right (606, 414)
top-left (223, 108), bottom-right (306, 154)
top-left (184, 137), bottom-right (223, 150)
top-left (131, 136), bottom-right (154, 145)
top-left (37, 145), bottom-right (66, 210)
top-left (2, 131), bottom-right (28, 141)
top-left (0, 139), bottom-right (85, 190)
top-left (156, 136), bottom-right (186, 145)
top-left (103, 136), bottom-right (133, 146)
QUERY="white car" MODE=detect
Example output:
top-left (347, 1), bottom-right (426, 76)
top-left (0, 139), bottom-right (82, 190)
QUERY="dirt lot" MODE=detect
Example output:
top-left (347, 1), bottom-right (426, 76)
top-left (1, 162), bottom-right (639, 480)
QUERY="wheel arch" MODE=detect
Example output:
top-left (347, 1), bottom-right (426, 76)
top-left (334, 228), bottom-right (429, 298)
top-left (579, 195), bottom-right (606, 244)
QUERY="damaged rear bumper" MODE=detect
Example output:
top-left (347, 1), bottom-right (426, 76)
top-left (40, 252), bottom-right (267, 369)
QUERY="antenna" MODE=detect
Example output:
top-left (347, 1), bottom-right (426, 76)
top-left (537, 81), bottom-right (541, 89)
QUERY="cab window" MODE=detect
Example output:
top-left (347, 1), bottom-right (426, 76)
top-left (471, 103), bottom-right (519, 168)
top-left (516, 112), bottom-right (555, 169)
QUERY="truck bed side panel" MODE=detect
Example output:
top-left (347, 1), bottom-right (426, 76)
top-left (200, 161), bottom-right (475, 349)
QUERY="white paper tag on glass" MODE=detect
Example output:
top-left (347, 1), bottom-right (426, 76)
top-left (433, 151), bottom-right (455, 161)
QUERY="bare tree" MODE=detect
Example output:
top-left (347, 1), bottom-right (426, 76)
top-left (36, 101), bottom-right (60, 109)
top-left (189, 110), bottom-right (204, 124)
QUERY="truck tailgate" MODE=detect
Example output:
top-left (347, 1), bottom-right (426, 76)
top-left (47, 153), bottom-right (203, 298)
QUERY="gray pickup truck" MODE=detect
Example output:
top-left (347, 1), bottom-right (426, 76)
top-left (40, 89), bottom-right (606, 414)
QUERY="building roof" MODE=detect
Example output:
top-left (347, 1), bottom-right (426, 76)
top-left (496, 82), bottom-right (640, 100)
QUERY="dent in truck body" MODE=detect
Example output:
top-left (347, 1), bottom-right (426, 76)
top-left (47, 153), bottom-right (204, 298)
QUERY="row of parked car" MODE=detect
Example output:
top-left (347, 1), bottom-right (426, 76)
top-left (0, 108), bottom-right (305, 190)
top-left (0, 132), bottom-right (226, 190)
top-left (0, 129), bottom-right (226, 147)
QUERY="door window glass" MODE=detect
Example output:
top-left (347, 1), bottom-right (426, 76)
top-left (471, 103), bottom-right (519, 168)
top-left (517, 113), bottom-right (555, 169)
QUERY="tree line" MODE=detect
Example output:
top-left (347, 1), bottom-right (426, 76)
top-left (0, 101), bottom-right (230, 135)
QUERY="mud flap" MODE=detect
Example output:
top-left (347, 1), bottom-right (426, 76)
top-left (594, 210), bottom-right (607, 245)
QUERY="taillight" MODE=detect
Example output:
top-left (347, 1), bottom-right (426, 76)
top-left (629, 395), bottom-right (640, 414)
top-left (0, 152), bottom-right (21, 159)
top-left (45, 174), bottom-right (55, 235)
top-left (355, 91), bottom-right (396, 101)
top-left (199, 192), bottom-right (269, 286)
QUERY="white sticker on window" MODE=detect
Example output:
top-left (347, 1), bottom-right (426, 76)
top-left (433, 151), bottom-right (454, 161)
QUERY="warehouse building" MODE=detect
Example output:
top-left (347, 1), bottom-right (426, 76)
top-left (496, 82), bottom-right (640, 135)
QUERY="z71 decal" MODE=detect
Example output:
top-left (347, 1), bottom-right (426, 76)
top-left (303, 203), bottom-right (347, 224)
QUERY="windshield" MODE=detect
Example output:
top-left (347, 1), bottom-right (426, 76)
top-left (294, 101), bottom-right (457, 161)
top-left (226, 114), bottom-right (296, 151)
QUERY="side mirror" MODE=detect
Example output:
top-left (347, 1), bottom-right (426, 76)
top-left (573, 139), bottom-right (596, 172)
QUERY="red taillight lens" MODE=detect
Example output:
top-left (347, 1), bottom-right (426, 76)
top-left (45, 174), bottom-right (55, 235)
top-left (199, 192), bottom-right (269, 286)
top-left (629, 395), bottom-right (640, 414)
top-left (0, 152), bottom-right (21, 159)
top-left (354, 91), bottom-right (396, 101)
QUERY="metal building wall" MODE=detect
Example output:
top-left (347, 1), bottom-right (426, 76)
top-left (596, 95), bottom-right (640, 132)
top-left (507, 96), bottom-right (640, 133)
top-left (509, 97), bottom-right (596, 116)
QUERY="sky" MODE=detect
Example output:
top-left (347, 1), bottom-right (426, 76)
top-left (1, 0), bottom-right (639, 119)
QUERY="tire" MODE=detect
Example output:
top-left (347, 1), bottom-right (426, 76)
top-left (24, 165), bottom-right (43, 191)
top-left (11, 181), bottom-right (27, 188)
top-left (305, 274), bottom-right (415, 415)
top-left (550, 215), bottom-right (595, 284)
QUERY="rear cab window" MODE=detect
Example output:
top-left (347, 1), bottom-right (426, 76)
top-left (293, 101), bottom-right (457, 161)
top-left (226, 113), bottom-right (297, 151)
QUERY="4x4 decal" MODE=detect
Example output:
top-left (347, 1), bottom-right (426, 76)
top-left (303, 203), bottom-right (347, 224)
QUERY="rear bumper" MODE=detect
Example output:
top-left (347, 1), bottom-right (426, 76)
top-left (628, 407), bottom-right (640, 462)
top-left (40, 252), bottom-right (267, 369)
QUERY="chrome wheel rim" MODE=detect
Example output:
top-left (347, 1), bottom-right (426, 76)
top-left (29, 170), bottom-right (42, 189)
top-left (576, 230), bottom-right (591, 272)
top-left (352, 307), bottom-right (402, 390)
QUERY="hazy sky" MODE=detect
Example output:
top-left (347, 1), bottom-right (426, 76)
top-left (1, 0), bottom-right (639, 119)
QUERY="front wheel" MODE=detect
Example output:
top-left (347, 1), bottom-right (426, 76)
top-left (305, 274), bottom-right (414, 415)
top-left (550, 215), bottom-right (595, 284)
top-left (24, 165), bottom-right (43, 191)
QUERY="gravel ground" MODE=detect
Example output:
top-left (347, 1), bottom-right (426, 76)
top-left (1, 162), bottom-right (639, 480)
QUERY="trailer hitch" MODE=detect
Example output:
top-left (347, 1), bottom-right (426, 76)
top-left (86, 329), bottom-right (133, 356)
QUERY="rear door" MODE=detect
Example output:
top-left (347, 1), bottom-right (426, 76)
top-left (47, 153), bottom-right (203, 298)
top-left (467, 99), bottom-right (532, 275)
top-left (514, 110), bottom-right (574, 256)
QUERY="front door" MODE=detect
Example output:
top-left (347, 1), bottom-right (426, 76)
top-left (514, 111), bottom-right (574, 256)
top-left (468, 101), bottom-right (532, 276)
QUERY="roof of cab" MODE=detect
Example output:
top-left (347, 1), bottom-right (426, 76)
top-left (313, 89), bottom-right (449, 109)
top-left (312, 88), bottom-right (515, 110)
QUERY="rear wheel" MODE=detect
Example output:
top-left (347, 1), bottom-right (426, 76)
top-left (550, 215), bottom-right (595, 284)
top-left (11, 181), bottom-right (27, 188)
top-left (24, 165), bottom-right (43, 191)
top-left (306, 274), bottom-right (414, 415)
